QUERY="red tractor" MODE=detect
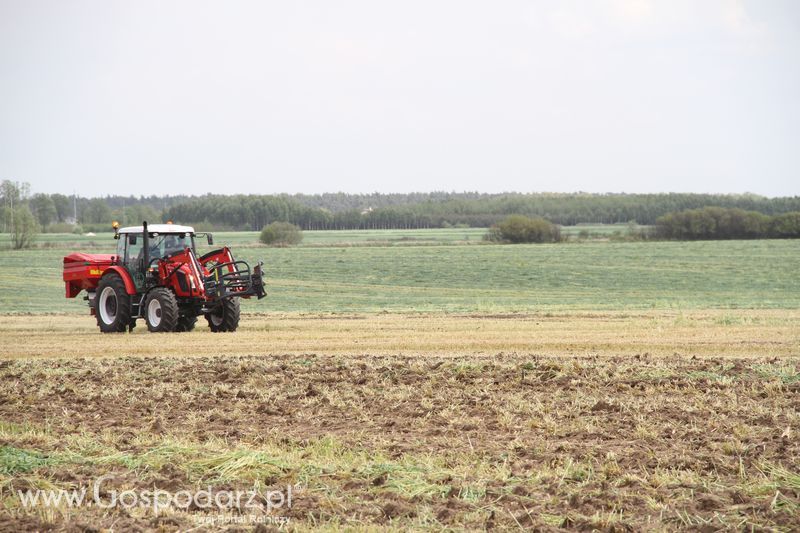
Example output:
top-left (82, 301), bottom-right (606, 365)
top-left (63, 221), bottom-right (265, 333)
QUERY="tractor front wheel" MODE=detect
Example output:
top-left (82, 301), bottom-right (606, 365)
top-left (95, 274), bottom-right (132, 333)
top-left (205, 298), bottom-right (240, 332)
top-left (144, 288), bottom-right (180, 333)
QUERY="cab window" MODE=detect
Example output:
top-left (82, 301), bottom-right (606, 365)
top-left (148, 233), bottom-right (190, 259)
top-left (124, 233), bottom-right (143, 272)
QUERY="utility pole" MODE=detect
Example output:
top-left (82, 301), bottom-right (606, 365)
top-left (73, 191), bottom-right (77, 224)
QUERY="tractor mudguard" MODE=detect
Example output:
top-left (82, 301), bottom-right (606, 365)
top-left (101, 266), bottom-right (137, 295)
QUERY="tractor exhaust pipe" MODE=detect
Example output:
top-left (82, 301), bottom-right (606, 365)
top-left (142, 221), bottom-right (149, 272)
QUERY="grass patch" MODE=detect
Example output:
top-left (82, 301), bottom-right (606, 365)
top-left (752, 364), bottom-right (800, 384)
top-left (0, 446), bottom-right (54, 475)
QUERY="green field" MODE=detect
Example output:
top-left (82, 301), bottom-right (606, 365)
top-left (0, 224), bottom-right (643, 249)
top-left (0, 228), bottom-right (488, 248)
top-left (0, 231), bottom-right (797, 313)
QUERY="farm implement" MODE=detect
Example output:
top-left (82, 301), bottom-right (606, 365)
top-left (63, 221), bottom-right (265, 333)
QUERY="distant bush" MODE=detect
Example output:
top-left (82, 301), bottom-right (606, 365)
top-left (485, 215), bottom-right (561, 243)
top-left (259, 222), bottom-right (303, 246)
top-left (656, 207), bottom-right (800, 240)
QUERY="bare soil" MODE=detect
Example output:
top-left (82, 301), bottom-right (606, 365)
top-left (0, 313), bottom-right (797, 530)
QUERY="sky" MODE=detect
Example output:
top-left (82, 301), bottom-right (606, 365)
top-left (1, 0), bottom-right (798, 197)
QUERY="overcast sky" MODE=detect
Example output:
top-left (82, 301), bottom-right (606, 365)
top-left (1, 1), bottom-right (798, 197)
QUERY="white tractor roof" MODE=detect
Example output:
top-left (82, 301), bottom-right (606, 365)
top-left (118, 224), bottom-right (195, 234)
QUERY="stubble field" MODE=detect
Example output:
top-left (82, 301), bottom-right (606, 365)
top-left (0, 232), bottom-right (798, 530)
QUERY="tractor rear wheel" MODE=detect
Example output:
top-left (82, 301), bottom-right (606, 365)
top-left (95, 274), bottom-right (132, 333)
top-left (175, 315), bottom-right (197, 332)
top-left (205, 298), bottom-right (240, 332)
top-left (144, 288), bottom-right (180, 333)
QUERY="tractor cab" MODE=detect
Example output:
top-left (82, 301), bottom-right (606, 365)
top-left (115, 224), bottom-right (205, 288)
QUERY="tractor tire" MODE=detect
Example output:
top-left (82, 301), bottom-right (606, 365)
top-left (205, 298), bottom-right (240, 332)
top-left (175, 315), bottom-right (197, 332)
top-left (144, 288), bottom-right (180, 333)
top-left (95, 274), bottom-right (132, 333)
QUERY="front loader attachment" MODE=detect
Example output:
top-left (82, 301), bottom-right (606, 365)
top-left (204, 260), bottom-right (266, 301)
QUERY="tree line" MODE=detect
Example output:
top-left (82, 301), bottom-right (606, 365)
top-left (3, 180), bottom-right (800, 234)
top-left (163, 192), bottom-right (800, 231)
top-left (655, 207), bottom-right (800, 240)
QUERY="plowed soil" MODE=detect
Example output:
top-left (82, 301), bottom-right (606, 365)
top-left (0, 312), bottom-right (798, 531)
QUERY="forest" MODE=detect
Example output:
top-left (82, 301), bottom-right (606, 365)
top-left (6, 185), bottom-right (798, 232)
